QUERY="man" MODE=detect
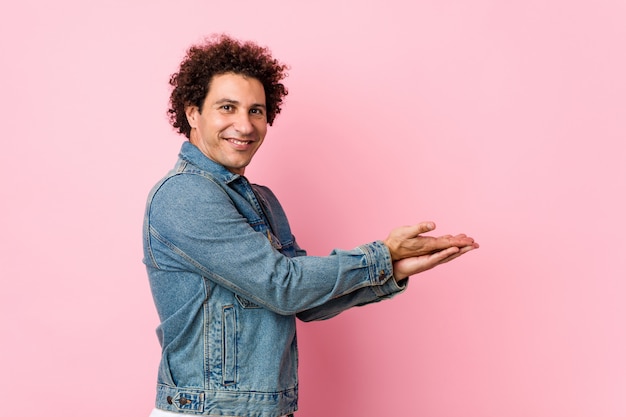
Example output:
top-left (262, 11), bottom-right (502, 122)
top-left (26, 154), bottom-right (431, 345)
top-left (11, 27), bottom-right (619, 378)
top-left (143, 34), bottom-right (478, 417)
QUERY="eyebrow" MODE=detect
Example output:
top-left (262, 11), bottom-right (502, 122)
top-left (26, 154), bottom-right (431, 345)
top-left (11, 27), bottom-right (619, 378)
top-left (214, 98), bottom-right (266, 109)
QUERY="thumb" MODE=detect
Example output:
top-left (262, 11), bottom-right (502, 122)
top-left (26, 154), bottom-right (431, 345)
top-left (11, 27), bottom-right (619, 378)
top-left (413, 221), bottom-right (436, 235)
top-left (398, 222), bottom-right (435, 240)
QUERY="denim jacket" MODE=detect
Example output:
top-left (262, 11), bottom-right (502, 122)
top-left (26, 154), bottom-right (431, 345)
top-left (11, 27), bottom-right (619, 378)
top-left (143, 142), bottom-right (406, 416)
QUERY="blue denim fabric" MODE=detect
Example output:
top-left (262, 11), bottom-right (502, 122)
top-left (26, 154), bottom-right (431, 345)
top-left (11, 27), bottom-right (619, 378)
top-left (143, 142), bottom-right (406, 416)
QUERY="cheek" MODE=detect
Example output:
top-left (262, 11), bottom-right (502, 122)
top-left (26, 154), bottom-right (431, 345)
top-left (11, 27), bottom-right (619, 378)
top-left (255, 123), bottom-right (268, 138)
top-left (199, 118), bottom-right (225, 137)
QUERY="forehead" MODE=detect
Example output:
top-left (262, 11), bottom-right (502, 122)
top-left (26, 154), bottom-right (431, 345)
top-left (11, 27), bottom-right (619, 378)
top-left (206, 73), bottom-right (266, 103)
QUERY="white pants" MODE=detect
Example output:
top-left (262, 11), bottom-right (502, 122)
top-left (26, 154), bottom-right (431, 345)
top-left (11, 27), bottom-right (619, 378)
top-left (150, 409), bottom-right (180, 417)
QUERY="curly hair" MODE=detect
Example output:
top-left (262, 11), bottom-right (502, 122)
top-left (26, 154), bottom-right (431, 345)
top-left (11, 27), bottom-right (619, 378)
top-left (168, 34), bottom-right (289, 138)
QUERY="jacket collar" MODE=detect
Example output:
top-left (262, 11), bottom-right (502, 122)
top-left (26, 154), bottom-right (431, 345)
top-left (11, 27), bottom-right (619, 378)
top-left (178, 141), bottom-right (242, 184)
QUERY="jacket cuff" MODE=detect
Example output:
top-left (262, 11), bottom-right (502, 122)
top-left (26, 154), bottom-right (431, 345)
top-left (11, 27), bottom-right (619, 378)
top-left (358, 240), bottom-right (408, 298)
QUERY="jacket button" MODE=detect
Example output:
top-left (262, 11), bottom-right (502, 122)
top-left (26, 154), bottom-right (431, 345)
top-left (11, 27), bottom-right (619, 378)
top-left (166, 396), bottom-right (173, 404)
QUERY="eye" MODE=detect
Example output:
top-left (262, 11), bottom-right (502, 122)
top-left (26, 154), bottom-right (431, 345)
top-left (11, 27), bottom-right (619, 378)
top-left (250, 108), bottom-right (265, 116)
top-left (220, 104), bottom-right (233, 111)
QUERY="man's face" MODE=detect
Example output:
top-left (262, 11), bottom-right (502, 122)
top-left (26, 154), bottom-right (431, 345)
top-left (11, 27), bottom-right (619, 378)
top-left (186, 73), bottom-right (267, 175)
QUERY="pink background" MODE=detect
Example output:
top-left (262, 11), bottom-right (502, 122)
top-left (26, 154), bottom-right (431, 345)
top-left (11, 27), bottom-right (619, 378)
top-left (2, 1), bottom-right (625, 416)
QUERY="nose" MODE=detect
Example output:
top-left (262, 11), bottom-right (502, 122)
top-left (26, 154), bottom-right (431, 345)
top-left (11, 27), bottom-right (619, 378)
top-left (233, 112), bottom-right (254, 135)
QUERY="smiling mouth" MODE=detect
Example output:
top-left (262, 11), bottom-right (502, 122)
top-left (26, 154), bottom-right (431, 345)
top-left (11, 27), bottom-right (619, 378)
top-left (227, 138), bottom-right (254, 146)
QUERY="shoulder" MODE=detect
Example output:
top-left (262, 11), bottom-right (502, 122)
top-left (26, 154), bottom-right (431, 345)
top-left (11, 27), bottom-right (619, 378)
top-left (146, 170), bottom-right (233, 221)
top-left (152, 170), bottom-right (226, 200)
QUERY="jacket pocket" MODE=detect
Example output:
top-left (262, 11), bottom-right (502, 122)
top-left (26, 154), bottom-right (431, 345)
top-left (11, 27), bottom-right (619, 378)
top-left (222, 305), bottom-right (236, 385)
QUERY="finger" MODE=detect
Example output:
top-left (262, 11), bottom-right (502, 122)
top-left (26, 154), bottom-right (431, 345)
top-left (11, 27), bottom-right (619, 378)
top-left (429, 246), bottom-right (460, 262)
top-left (432, 234), bottom-right (476, 251)
top-left (437, 244), bottom-right (477, 265)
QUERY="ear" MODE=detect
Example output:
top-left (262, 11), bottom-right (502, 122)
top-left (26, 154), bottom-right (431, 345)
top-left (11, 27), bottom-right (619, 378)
top-left (185, 105), bottom-right (200, 129)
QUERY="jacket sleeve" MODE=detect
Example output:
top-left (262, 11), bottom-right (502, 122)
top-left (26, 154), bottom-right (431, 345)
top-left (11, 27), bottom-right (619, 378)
top-left (295, 265), bottom-right (407, 321)
top-left (253, 182), bottom-right (407, 321)
top-left (146, 172), bottom-right (405, 316)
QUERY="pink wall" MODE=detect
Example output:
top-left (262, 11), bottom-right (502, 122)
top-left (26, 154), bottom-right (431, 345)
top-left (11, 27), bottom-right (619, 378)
top-left (2, 1), bottom-right (625, 416)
